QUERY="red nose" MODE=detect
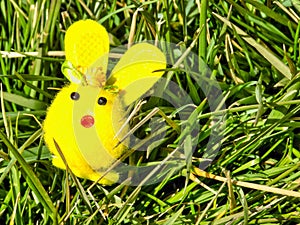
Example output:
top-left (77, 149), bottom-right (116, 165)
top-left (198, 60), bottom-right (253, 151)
top-left (81, 115), bottom-right (94, 128)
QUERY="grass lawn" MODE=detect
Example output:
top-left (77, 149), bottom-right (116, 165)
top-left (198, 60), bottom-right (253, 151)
top-left (1, 0), bottom-right (300, 224)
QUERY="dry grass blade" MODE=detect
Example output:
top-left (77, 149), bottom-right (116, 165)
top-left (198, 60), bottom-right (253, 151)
top-left (213, 12), bottom-right (292, 79)
top-left (193, 167), bottom-right (300, 198)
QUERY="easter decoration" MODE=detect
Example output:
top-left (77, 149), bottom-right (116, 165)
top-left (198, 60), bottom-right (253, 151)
top-left (43, 19), bottom-right (166, 185)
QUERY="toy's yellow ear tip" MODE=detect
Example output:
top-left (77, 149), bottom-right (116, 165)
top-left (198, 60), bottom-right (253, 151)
top-left (65, 19), bottom-right (110, 69)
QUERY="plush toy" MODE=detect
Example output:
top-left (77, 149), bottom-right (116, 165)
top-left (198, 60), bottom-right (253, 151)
top-left (43, 20), bottom-right (166, 185)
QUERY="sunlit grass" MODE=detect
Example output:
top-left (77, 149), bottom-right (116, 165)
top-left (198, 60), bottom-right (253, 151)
top-left (1, 0), bottom-right (300, 224)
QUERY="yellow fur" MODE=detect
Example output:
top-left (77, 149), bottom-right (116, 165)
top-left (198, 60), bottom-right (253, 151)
top-left (44, 84), bottom-right (126, 184)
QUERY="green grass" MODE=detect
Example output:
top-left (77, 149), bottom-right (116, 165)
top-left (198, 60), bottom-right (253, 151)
top-left (1, 0), bottom-right (300, 224)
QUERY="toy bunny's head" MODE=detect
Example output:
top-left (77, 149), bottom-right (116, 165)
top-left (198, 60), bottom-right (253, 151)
top-left (43, 20), bottom-right (166, 185)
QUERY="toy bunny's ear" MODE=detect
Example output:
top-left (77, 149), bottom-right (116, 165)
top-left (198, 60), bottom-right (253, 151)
top-left (107, 43), bottom-right (166, 105)
top-left (63, 19), bottom-right (109, 86)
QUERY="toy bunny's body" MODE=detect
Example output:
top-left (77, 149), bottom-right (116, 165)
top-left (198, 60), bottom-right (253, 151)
top-left (44, 83), bottom-right (127, 184)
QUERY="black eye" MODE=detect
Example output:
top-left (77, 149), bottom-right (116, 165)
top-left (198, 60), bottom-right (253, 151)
top-left (98, 97), bottom-right (107, 105)
top-left (70, 92), bottom-right (80, 100)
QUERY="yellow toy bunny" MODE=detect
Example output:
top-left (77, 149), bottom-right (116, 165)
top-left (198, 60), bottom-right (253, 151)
top-left (43, 20), bottom-right (166, 185)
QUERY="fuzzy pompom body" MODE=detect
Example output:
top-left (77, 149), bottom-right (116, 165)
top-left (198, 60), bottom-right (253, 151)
top-left (44, 83), bottom-right (127, 185)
